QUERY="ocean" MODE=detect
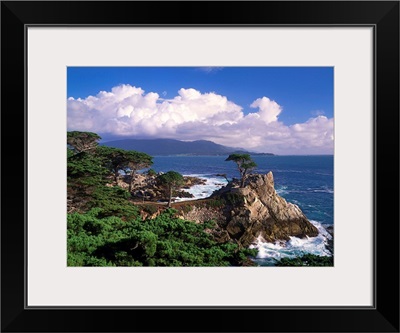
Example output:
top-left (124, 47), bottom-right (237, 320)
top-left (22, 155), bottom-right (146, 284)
top-left (150, 155), bottom-right (334, 265)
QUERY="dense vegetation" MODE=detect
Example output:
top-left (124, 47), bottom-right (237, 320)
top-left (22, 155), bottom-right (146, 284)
top-left (67, 131), bottom-right (258, 266)
top-left (275, 254), bottom-right (333, 266)
top-left (68, 208), bottom-right (257, 266)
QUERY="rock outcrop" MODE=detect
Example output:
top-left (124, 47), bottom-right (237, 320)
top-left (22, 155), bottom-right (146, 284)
top-left (118, 170), bottom-right (319, 249)
top-left (211, 172), bottom-right (319, 247)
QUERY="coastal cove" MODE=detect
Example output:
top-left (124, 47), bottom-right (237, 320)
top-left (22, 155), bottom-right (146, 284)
top-left (149, 155), bottom-right (334, 266)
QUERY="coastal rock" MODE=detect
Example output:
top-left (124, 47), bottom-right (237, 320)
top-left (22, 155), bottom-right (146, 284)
top-left (181, 176), bottom-right (207, 189)
top-left (212, 172), bottom-right (319, 247)
top-left (121, 174), bottom-right (204, 201)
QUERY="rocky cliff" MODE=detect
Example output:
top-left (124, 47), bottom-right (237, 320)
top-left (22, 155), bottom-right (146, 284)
top-left (122, 171), bottom-right (320, 249)
top-left (207, 172), bottom-right (319, 247)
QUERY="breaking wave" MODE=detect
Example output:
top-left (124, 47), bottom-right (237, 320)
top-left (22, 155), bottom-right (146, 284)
top-left (249, 221), bottom-right (333, 266)
top-left (174, 174), bottom-right (228, 202)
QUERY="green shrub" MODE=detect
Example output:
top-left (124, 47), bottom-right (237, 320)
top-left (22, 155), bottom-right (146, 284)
top-left (89, 186), bottom-right (139, 219)
top-left (140, 204), bottom-right (159, 216)
top-left (206, 199), bottom-right (225, 208)
top-left (275, 254), bottom-right (333, 266)
top-left (180, 204), bottom-right (193, 214)
top-left (67, 210), bottom-right (257, 267)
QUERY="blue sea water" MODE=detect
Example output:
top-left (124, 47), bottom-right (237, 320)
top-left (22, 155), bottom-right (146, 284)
top-left (149, 155), bottom-right (334, 265)
top-left (151, 155), bottom-right (333, 225)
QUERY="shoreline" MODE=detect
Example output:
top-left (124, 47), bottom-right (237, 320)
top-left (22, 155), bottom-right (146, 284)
top-left (178, 173), bottom-right (334, 260)
top-left (249, 220), bottom-right (333, 266)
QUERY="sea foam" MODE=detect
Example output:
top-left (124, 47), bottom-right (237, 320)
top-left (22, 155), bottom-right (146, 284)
top-left (174, 174), bottom-right (228, 202)
top-left (249, 220), bottom-right (332, 266)
top-left (174, 174), bottom-right (333, 266)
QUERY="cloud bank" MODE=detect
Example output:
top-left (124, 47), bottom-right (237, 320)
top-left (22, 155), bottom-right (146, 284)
top-left (68, 84), bottom-right (333, 155)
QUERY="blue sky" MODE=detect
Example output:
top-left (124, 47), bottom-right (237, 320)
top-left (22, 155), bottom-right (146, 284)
top-left (67, 67), bottom-right (334, 154)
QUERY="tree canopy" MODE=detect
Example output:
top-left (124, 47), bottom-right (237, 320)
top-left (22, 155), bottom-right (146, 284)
top-left (97, 146), bottom-right (153, 190)
top-left (67, 131), bottom-right (101, 153)
top-left (225, 153), bottom-right (257, 187)
top-left (157, 171), bottom-right (185, 207)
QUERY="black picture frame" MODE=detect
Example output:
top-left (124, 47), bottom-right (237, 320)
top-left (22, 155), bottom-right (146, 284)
top-left (1, 1), bottom-right (399, 332)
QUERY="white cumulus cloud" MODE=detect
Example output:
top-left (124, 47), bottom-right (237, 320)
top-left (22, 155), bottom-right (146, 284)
top-left (67, 84), bottom-right (334, 155)
top-left (250, 97), bottom-right (282, 124)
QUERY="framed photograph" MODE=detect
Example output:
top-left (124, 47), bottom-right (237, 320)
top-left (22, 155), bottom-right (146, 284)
top-left (2, 1), bottom-right (399, 332)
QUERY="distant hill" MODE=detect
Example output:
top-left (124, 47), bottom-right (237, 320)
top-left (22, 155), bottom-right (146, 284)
top-left (101, 138), bottom-right (274, 156)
